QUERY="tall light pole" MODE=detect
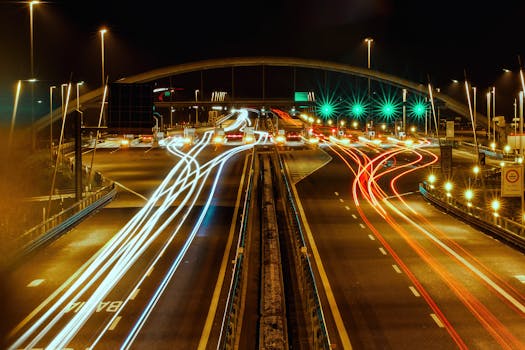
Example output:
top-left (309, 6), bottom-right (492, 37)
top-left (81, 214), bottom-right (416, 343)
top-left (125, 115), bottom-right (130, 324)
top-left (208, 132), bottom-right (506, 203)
top-left (29, 1), bottom-right (39, 150)
top-left (364, 37), bottom-right (373, 137)
top-left (50, 85), bottom-right (56, 160)
top-left (29, 0), bottom-right (39, 79)
top-left (76, 81), bottom-right (84, 126)
top-left (492, 86), bottom-right (496, 143)
top-left (99, 28), bottom-right (107, 87)
top-left (486, 90), bottom-right (491, 143)
top-left (195, 89), bottom-right (199, 125)
top-left (472, 86), bottom-right (477, 143)
top-left (100, 28), bottom-right (108, 125)
top-left (402, 88), bottom-right (407, 137)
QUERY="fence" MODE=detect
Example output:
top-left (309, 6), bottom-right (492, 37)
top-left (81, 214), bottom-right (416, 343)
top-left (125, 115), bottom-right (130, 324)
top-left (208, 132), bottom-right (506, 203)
top-left (420, 182), bottom-right (525, 251)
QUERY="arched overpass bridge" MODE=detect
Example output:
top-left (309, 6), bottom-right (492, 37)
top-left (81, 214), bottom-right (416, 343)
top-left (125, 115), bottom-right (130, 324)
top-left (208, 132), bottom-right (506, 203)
top-left (35, 56), bottom-right (483, 132)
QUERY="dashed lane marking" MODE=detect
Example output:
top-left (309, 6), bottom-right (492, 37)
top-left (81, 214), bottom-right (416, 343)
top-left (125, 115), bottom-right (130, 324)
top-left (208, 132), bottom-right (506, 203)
top-left (430, 313), bottom-right (445, 328)
top-left (368, 234), bottom-right (375, 241)
top-left (409, 286), bottom-right (421, 297)
top-left (359, 223), bottom-right (366, 229)
top-left (379, 247), bottom-right (387, 255)
top-left (334, 191), bottom-right (339, 196)
top-left (27, 279), bottom-right (44, 287)
top-left (109, 316), bottom-right (122, 331)
top-left (129, 288), bottom-right (140, 300)
top-left (146, 266), bottom-right (154, 277)
top-left (392, 265), bottom-right (402, 274)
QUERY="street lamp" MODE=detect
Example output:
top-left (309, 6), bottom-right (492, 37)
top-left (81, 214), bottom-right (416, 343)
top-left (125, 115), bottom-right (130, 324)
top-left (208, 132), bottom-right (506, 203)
top-left (486, 90), bottom-right (491, 143)
top-left (29, 0), bottom-right (39, 79)
top-left (99, 28), bottom-right (107, 86)
top-left (364, 37), bottom-right (373, 137)
top-left (365, 37), bottom-right (373, 70)
top-left (492, 86), bottom-right (496, 143)
top-left (76, 81), bottom-right (84, 125)
top-left (29, 0), bottom-right (40, 150)
top-left (60, 83), bottom-right (68, 116)
top-left (195, 89), bottom-right (199, 125)
top-left (50, 85), bottom-right (56, 160)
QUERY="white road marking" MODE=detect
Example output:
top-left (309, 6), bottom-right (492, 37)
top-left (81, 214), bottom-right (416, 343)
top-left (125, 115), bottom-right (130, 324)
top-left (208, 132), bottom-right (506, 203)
top-left (129, 289), bottom-right (140, 300)
top-left (392, 265), bottom-right (402, 274)
top-left (339, 198), bottom-right (344, 203)
top-left (351, 214), bottom-right (357, 218)
top-left (146, 266), bottom-right (154, 277)
top-left (379, 247), bottom-right (387, 255)
top-left (409, 286), bottom-right (420, 297)
top-left (359, 223), bottom-right (366, 229)
top-left (109, 316), bottom-right (122, 331)
top-left (430, 313), bottom-right (444, 328)
top-left (27, 279), bottom-right (44, 287)
top-left (334, 191), bottom-right (339, 196)
top-left (384, 198), bottom-right (525, 314)
top-left (368, 234), bottom-right (375, 241)
top-left (515, 275), bottom-right (525, 283)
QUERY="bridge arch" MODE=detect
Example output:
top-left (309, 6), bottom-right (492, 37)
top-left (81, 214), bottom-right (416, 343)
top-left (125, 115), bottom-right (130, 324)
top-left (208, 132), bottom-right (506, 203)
top-left (36, 56), bottom-right (481, 131)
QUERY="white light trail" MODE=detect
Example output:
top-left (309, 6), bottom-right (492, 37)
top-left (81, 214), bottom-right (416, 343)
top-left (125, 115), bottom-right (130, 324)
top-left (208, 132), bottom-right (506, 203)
top-left (9, 109), bottom-right (268, 350)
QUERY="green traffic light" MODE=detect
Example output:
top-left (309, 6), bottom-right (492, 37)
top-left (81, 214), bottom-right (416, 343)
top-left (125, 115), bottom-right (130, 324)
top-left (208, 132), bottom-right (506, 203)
top-left (381, 102), bottom-right (395, 117)
top-left (409, 98), bottom-right (428, 119)
top-left (319, 103), bottom-right (335, 118)
top-left (351, 103), bottom-right (365, 117)
top-left (374, 89), bottom-right (401, 120)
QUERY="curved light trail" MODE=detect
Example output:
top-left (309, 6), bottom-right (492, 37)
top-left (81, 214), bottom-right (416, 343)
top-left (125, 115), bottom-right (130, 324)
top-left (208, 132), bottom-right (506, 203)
top-left (327, 137), bottom-right (525, 349)
top-left (8, 109), bottom-right (268, 350)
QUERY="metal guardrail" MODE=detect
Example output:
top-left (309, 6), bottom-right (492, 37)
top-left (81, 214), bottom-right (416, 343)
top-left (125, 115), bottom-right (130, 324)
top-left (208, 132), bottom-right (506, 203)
top-left (276, 150), bottom-right (332, 350)
top-left (5, 182), bottom-right (117, 268)
top-left (419, 182), bottom-right (525, 251)
top-left (218, 147), bottom-right (256, 350)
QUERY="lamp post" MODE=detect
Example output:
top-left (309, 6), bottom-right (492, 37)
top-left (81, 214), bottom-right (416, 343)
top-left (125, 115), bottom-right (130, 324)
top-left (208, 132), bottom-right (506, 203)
top-left (195, 89), bottom-right (199, 125)
top-left (29, 1), bottom-right (39, 79)
top-left (473, 86), bottom-right (477, 140)
top-left (29, 0), bottom-right (39, 150)
top-left (492, 86), bottom-right (496, 143)
top-left (50, 85), bottom-right (56, 160)
top-left (365, 37), bottom-right (373, 137)
top-left (100, 28), bottom-right (108, 125)
top-left (402, 88), bottom-right (407, 137)
top-left (486, 90), bottom-right (491, 143)
top-left (76, 81), bottom-right (84, 126)
top-left (99, 28), bottom-right (107, 86)
top-left (60, 83), bottom-right (68, 116)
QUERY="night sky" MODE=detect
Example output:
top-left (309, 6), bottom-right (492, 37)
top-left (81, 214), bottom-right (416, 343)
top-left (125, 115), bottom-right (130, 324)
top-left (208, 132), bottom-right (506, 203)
top-left (1, 0), bottom-right (524, 118)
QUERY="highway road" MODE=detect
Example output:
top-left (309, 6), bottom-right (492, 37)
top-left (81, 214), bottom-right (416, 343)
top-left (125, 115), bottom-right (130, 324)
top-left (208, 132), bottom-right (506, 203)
top-left (288, 140), bottom-right (525, 349)
top-left (2, 112), bottom-right (525, 349)
top-left (3, 115), bottom-right (265, 349)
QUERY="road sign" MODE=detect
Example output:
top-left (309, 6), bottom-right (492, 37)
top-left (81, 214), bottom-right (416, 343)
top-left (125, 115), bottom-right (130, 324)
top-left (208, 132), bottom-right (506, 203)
top-left (501, 165), bottom-right (523, 197)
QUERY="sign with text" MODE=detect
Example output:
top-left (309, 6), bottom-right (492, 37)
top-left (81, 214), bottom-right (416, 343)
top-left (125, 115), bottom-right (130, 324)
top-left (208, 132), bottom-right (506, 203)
top-left (501, 165), bottom-right (523, 197)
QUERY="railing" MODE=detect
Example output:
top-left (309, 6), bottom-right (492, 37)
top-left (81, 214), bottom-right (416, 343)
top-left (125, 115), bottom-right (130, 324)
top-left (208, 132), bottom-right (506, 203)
top-left (420, 182), bottom-right (525, 251)
top-left (218, 147), bottom-right (256, 350)
top-left (4, 181), bottom-right (116, 268)
top-left (276, 149), bottom-right (332, 349)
